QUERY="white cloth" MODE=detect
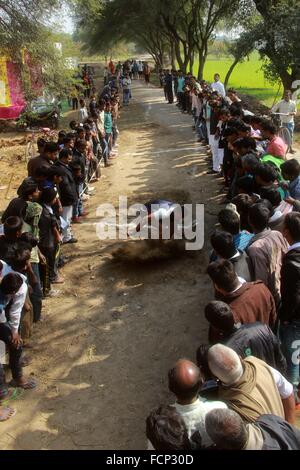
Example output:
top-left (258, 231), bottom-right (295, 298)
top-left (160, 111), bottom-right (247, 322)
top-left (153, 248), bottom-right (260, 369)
top-left (97, 111), bottom-right (105, 134)
top-left (62, 205), bottom-right (73, 242)
top-left (174, 398), bottom-right (227, 448)
top-left (288, 241), bottom-right (300, 252)
top-left (209, 135), bottom-right (220, 172)
top-left (122, 78), bottom-right (131, 90)
top-left (211, 81), bottom-right (226, 98)
top-left (78, 107), bottom-right (89, 123)
top-left (271, 100), bottom-right (297, 124)
top-left (0, 260), bottom-right (27, 331)
top-left (192, 95), bottom-right (202, 116)
top-left (269, 366), bottom-right (293, 399)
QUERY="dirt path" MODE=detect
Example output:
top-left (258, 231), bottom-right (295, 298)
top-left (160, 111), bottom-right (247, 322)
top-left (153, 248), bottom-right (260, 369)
top-left (0, 82), bottom-right (226, 450)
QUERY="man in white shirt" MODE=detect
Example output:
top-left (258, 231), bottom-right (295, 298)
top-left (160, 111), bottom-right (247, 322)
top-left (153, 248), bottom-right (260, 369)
top-left (122, 74), bottom-right (132, 106)
top-left (0, 272), bottom-right (37, 410)
top-left (211, 73), bottom-right (226, 98)
top-left (272, 90), bottom-right (297, 153)
top-left (167, 359), bottom-right (227, 448)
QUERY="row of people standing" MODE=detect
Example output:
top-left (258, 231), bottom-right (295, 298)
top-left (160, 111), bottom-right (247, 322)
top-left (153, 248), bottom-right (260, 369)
top-left (145, 71), bottom-right (300, 451)
top-left (0, 81), bottom-right (125, 422)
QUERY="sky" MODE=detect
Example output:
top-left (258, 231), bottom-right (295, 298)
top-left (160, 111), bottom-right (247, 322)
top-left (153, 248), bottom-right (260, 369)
top-left (48, 4), bottom-right (75, 35)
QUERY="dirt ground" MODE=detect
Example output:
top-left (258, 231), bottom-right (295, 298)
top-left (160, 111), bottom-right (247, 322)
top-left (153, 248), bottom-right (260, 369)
top-left (0, 80), bottom-right (222, 450)
top-left (0, 79), bottom-right (299, 449)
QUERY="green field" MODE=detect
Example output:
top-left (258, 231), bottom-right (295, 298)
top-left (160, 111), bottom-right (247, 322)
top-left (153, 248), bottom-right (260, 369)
top-left (195, 53), bottom-right (281, 107)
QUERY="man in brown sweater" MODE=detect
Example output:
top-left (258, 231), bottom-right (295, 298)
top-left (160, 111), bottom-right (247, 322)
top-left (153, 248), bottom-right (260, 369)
top-left (207, 259), bottom-right (277, 330)
top-left (247, 202), bottom-right (288, 308)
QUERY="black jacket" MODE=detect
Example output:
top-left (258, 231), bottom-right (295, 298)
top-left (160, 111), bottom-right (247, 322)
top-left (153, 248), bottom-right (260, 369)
top-left (55, 161), bottom-right (78, 207)
top-left (258, 415), bottom-right (300, 450)
top-left (38, 205), bottom-right (59, 250)
top-left (72, 149), bottom-right (86, 181)
top-left (230, 250), bottom-right (254, 283)
top-left (280, 247), bottom-right (300, 322)
top-left (224, 322), bottom-right (287, 375)
top-left (1, 197), bottom-right (27, 223)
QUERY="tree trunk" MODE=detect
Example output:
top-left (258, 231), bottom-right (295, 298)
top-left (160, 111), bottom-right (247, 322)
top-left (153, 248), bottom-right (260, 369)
top-left (170, 42), bottom-right (176, 70)
top-left (189, 51), bottom-right (194, 75)
top-left (197, 49), bottom-right (207, 81)
top-left (224, 58), bottom-right (240, 89)
top-left (279, 70), bottom-right (295, 92)
top-left (174, 40), bottom-right (185, 73)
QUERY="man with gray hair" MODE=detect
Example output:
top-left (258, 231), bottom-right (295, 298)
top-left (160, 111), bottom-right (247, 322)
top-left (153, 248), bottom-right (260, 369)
top-left (205, 408), bottom-right (300, 450)
top-left (207, 344), bottom-right (295, 424)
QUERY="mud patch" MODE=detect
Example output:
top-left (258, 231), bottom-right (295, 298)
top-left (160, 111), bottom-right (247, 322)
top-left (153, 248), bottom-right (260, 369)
top-left (111, 239), bottom-right (189, 264)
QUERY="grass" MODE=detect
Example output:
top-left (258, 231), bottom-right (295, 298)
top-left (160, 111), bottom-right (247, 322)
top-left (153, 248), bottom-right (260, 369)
top-left (194, 53), bottom-right (281, 107)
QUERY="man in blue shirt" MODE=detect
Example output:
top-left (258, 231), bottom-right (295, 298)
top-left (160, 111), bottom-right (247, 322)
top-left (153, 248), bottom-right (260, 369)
top-left (176, 72), bottom-right (185, 111)
top-left (218, 208), bottom-right (254, 251)
top-left (281, 159), bottom-right (300, 202)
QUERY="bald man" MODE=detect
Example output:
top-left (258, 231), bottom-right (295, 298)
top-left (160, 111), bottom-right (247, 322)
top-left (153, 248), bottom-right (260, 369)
top-left (208, 345), bottom-right (295, 424)
top-left (167, 359), bottom-right (227, 449)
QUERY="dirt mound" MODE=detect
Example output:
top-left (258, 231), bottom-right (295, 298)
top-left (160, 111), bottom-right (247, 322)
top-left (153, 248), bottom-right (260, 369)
top-left (111, 239), bottom-right (187, 264)
top-left (0, 137), bottom-right (27, 148)
top-left (125, 190), bottom-right (191, 207)
top-left (0, 119), bottom-right (18, 133)
top-left (240, 93), bottom-right (270, 115)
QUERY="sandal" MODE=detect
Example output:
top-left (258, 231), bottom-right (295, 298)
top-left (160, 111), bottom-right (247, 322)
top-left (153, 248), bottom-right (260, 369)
top-left (10, 377), bottom-right (37, 390)
top-left (0, 406), bottom-right (16, 422)
top-left (0, 388), bottom-right (24, 405)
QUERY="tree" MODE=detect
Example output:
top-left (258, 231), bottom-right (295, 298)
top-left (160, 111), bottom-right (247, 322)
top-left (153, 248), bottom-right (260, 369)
top-left (73, 0), bottom-right (170, 69)
top-left (74, 0), bottom-right (240, 77)
top-left (0, 0), bottom-right (57, 58)
top-left (253, 0), bottom-right (300, 90)
top-left (159, 0), bottom-right (239, 78)
top-left (0, 1), bottom-right (78, 100)
top-left (192, 0), bottom-right (240, 80)
top-left (223, 28), bottom-right (257, 88)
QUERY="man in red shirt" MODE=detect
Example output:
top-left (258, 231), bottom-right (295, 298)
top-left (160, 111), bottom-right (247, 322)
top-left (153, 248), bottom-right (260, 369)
top-left (261, 120), bottom-right (287, 159)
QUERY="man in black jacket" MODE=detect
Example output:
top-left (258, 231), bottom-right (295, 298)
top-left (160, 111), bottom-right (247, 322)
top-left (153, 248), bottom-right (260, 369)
top-left (210, 231), bottom-right (254, 282)
top-left (1, 178), bottom-right (40, 223)
top-left (205, 409), bottom-right (300, 450)
top-left (165, 70), bottom-right (174, 104)
top-left (204, 300), bottom-right (287, 375)
top-left (72, 139), bottom-right (87, 222)
top-left (280, 212), bottom-right (300, 403)
top-left (55, 149), bottom-right (78, 244)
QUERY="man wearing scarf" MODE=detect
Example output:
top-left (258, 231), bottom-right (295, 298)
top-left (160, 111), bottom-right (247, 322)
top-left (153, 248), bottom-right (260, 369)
top-left (208, 344), bottom-right (295, 424)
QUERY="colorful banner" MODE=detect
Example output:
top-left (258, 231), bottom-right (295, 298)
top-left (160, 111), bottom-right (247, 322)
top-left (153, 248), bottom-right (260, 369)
top-left (6, 61), bottom-right (26, 117)
top-left (0, 56), bottom-right (11, 107)
top-left (0, 56), bottom-right (27, 119)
